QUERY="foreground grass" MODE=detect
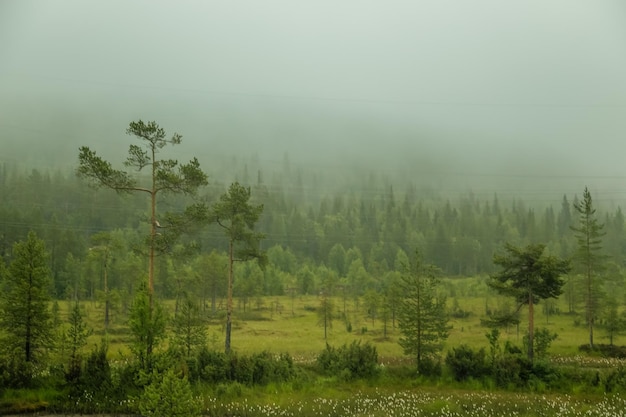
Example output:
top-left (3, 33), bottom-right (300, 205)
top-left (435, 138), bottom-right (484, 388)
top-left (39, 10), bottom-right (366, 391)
top-left (199, 384), bottom-right (626, 417)
top-left (5, 378), bottom-right (623, 417)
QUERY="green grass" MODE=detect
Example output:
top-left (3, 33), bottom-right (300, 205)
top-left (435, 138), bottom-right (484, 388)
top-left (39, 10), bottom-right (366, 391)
top-left (53, 287), bottom-right (623, 363)
top-left (0, 387), bottom-right (62, 415)
top-left (5, 285), bottom-right (626, 416)
top-left (198, 383), bottom-right (626, 417)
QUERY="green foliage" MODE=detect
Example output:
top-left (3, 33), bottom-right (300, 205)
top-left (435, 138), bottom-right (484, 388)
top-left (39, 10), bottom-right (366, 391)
top-left (523, 328), bottom-right (558, 360)
top-left (398, 250), bottom-right (450, 373)
top-left (213, 181), bottom-right (266, 353)
top-left (0, 349), bottom-right (37, 389)
top-left (490, 242), bottom-right (569, 361)
top-left (571, 187), bottom-right (607, 348)
top-left (445, 344), bottom-right (489, 381)
top-left (0, 231), bottom-right (54, 373)
top-left (316, 341), bottom-right (379, 380)
top-left (77, 120), bottom-right (209, 299)
top-left (578, 343), bottom-right (626, 358)
top-left (188, 347), bottom-right (297, 386)
top-left (64, 301), bottom-right (91, 384)
top-left (128, 284), bottom-right (167, 371)
top-left (171, 293), bottom-right (206, 357)
top-left (139, 367), bottom-right (201, 417)
top-left (317, 295), bottom-right (334, 339)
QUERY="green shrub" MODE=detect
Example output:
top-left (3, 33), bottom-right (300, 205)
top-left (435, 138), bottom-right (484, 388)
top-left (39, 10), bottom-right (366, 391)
top-left (445, 344), bottom-right (489, 381)
top-left (138, 368), bottom-right (201, 417)
top-left (579, 344), bottom-right (626, 358)
top-left (603, 367), bottom-right (626, 392)
top-left (189, 347), bottom-right (296, 386)
top-left (316, 341), bottom-right (379, 380)
top-left (492, 354), bottom-right (529, 388)
top-left (189, 347), bottom-right (228, 383)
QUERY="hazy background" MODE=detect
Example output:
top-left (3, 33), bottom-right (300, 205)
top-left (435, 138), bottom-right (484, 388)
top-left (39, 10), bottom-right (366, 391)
top-left (1, 0), bottom-right (625, 202)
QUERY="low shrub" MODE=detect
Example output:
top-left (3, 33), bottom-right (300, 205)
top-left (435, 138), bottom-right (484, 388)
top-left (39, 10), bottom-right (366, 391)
top-left (445, 344), bottom-right (489, 381)
top-left (579, 344), bottom-right (626, 358)
top-left (189, 347), bottom-right (296, 386)
top-left (316, 341), bottom-right (379, 380)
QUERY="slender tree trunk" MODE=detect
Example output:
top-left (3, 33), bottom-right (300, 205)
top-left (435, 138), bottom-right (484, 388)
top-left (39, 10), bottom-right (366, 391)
top-left (225, 239), bottom-right (234, 353)
top-left (528, 290), bottom-right (534, 362)
top-left (149, 193), bottom-right (156, 310)
top-left (416, 273), bottom-right (422, 371)
top-left (149, 146), bottom-right (157, 311)
top-left (587, 258), bottom-right (594, 348)
top-left (26, 276), bottom-right (33, 362)
top-left (104, 254), bottom-right (109, 331)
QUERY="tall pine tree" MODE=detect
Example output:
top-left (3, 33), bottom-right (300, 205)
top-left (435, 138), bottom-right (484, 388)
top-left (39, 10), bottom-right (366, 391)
top-left (571, 187), bottom-right (606, 348)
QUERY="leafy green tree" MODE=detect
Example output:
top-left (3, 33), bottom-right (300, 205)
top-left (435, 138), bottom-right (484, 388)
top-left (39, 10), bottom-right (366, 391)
top-left (88, 231), bottom-right (120, 332)
top-left (384, 270), bottom-right (403, 329)
top-left (212, 182), bottom-right (265, 353)
top-left (523, 327), bottom-right (557, 360)
top-left (0, 231), bottom-right (54, 365)
top-left (571, 187), bottom-right (607, 348)
top-left (489, 243), bottom-right (570, 362)
top-left (77, 120), bottom-right (208, 306)
top-left (296, 264), bottom-right (315, 295)
top-left (398, 250), bottom-right (450, 373)
top-left (192, 251), bottom-right (227, 315)
top-left (327, 243), bottom-right (347, 277)
top-left (318, 293), bottom-right (334, 340)
top-left (363, 289), bottom-right (381, 326)
top-left (601, 297), bottom-right (625, 346)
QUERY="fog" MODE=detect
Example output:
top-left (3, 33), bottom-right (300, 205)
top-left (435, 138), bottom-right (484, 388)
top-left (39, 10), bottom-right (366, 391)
top-left (1, 0), bottom-right (626, 201)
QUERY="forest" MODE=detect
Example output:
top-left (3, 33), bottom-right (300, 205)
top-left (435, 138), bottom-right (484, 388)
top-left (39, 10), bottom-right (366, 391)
top-left (2, 1), bottom-right (626, 415)
top-left (1, 121), bottom-right (626, 416)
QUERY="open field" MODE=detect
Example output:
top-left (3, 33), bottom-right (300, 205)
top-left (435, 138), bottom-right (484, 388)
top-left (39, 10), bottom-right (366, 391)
top-left (55, 283), bottom-right (624, 363)
top-left (4, 278), bottom-right (626, 416)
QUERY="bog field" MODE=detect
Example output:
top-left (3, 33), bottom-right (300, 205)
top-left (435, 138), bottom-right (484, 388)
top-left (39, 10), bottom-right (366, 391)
top-left (7, 276), bottom-right (620, 417)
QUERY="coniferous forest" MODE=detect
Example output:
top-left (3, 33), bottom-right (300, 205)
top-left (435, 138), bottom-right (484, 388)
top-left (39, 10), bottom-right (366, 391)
top-left (3, 2), bottom-right (626, 415)
top-left (2, 123), bottom-right (626, 415)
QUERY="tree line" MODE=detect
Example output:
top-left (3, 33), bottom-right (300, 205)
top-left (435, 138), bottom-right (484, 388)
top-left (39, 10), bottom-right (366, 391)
top-left (0, 120), bottom-right (623, 414)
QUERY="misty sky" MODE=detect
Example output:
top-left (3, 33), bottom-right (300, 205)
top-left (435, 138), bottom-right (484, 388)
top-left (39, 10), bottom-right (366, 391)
top-left (1, 0), bottom-right (626, 196)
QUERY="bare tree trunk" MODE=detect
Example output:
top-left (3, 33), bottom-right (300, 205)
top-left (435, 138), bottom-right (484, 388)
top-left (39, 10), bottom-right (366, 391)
top-left (528, 291), bottom-right (534, 362)
top-left (225, 240), bottom-right (234, 353)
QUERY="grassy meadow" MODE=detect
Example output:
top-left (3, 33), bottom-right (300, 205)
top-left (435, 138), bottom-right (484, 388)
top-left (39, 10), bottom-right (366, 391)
top-left (59, 276), bottom-right (619, 362)
top-left (5, 276), bottom-right (626, 416)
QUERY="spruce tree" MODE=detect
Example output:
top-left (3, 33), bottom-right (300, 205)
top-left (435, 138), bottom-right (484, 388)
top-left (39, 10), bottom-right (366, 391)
top-left (171, 293), bottom-right (206, 357)
top-left (398, 250), bottom-right (450, 374)
top-left (0, 232), bottom-right (54, 366)
top-left (571, 187), bottom-right (606, 348)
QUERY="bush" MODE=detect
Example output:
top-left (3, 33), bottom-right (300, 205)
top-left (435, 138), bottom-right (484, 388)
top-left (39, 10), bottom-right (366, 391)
top-left (0, 351), bottom-right (35, 389)
top-left (139, 368), bottom-right (201, 417)
top-left (603, 366), bottom-right (626, 392)
top-left (189, 347), bottom-right (228, 383)
top-left (445, 344), bottom-right (489, 381)
top-left (316, 341), bottom-right (378, 380)
top-left (189, 347), bottom-right (296, 386)
top-left (579, 344), bottom-right (626, 358)
top-left (523, 328), bottom-right (557, 359)
top-left (492, 354), bottom-right (530, 388)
